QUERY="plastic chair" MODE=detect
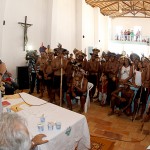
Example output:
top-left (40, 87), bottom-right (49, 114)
top-left (76, 82), bottom-right (93, 113)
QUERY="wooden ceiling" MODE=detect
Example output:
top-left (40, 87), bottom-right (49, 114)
top-left (85, 0), bottom-right (150, 18)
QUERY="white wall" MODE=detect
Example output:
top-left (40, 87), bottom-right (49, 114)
top-left (81, 2), bottom-right (109, 56)
top-left (109, 42), bottom-right (150, 57)
top-left (50, 0), bottom-right (109, 55)
top-left (45, 0), bottom-right (53, 46)
top-left (0, 0), bottom-right (6, 57)
top-left (50, 0), bottom-right (76, 53)
top-left (2, 0), bottom-right (48, 77)
top-left (76, 0), bottom-right (82, 50)
top-left (82, 0), bottom-right (94, 51)
top-left (1, 0), bottom-right (109, 78)
top-left (98, 12), bottom-right (110, 53)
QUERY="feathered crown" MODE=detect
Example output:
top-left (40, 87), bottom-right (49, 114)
top-left (73, 48), bottom-right (86, 58)
top-left (90, 48), bottom-right (100, 57)
top-left (54, 43), bottom-right (68, 56)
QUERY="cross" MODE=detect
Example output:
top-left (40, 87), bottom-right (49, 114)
top-left (18, 16), bottom-right (32, 51)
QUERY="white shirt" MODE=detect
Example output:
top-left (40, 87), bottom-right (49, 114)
top-left (134, 70), bottom-right (142, 86)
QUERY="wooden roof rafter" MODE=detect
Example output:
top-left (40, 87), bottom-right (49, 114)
top-left (85, 0), bottom-right (150, 18)
top-left (101, 2), bottom-right (118, 10)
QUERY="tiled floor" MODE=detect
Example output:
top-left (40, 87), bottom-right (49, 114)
top-left (84, 101), bottom-right (150, 150)
top-left (17, 90), bottom-right (150, 150)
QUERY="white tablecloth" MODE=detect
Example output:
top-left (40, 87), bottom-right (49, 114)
top-left (3, 93), bottom-right (90, 150)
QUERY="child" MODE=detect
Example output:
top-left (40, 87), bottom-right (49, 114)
top-left (98, 73), bottom-right (108, 106)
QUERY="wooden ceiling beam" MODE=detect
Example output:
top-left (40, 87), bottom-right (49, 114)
top-left (122, 1), bottom-right (131, 8)
top-left (138, 11), bottom-right (150, 16)
top-left (92, 0), bottom-right (145, 2)
top-left (143, 1), bottom-right (150, 5)
top-left (130, 1), bottom-right (133, 10)
top-left (112, 16), bottom-right (150, 18)
top-left (134, 11), bottom-right (140, 15)
top-left (86, 0), bottom-right (150, 18)
top-left (110, 11), bottom-right (130, 17)
top-left (143, 1), bottom-right (145, 8)
top-left (134, 5), bottom-right (144, 9)
top-left (101, 2), bottom-right (118, 10)
top-left (102, 9), bottom-right (150, 12)
top-left (133, 1), bottom-right (140, 8)
top-left (121, 9), bottom-right (150, 11)
top-left (101, 9), bottom-right (119, 11)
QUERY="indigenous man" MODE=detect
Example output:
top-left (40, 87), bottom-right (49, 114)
top-left (0, 60), bottom-right (7, 82)
top-left (102, 52), bottom-right (110, 74)
top-left (68, 53), bottom-right (74, 62)
top-left (133, 57), bottom-right (150, 120)
top-left (65, 53), bottom-right (75, 96)
top-left (0, 60), bottom-right (7, 95)
top-left (44, 51), bottom-right (54, 102)
top-left (66, 67), bottom-right (88, 113)
top-left (73, 49), bottom-right (87, 71)
top-left (130, 53), bottom-right (140, 71)
top-left (51, 44), bottom-right (68, 104)
top-left (108, 82), bottom-right (134, 116)
top-left (36, 45), bottom-right (47, 98)
top-left (105, 53), bottom-right (119, 104)
top-left (119, 57), bottom-right (133, 85)
top-left (87, 48), bottom-right (100, 100)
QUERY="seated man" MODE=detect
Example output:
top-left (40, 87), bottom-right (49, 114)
top-left (108, 83), bottom-right (134, 116)
top-left (66, 68), bottom-right (88, 113)
top-left (0, 60), bottom-right (7, 95)
top-left (0, 59), bottom-right (7, 81)
top-left (2, 71), bottom-right (19, 95)
top-left (0, 112), bottom-right (48, 150)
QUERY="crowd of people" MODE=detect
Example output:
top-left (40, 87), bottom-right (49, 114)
top-left (115, 29), bottom-right (141, 42)
top-left (25, 43), bottom-right (150, 121)
top-left (0, 44), bottom-right (150, 149)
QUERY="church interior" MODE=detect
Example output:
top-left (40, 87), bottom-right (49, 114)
top-left (0, 0), bottom-right (150, 150)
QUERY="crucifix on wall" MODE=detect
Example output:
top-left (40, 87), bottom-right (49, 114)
top-left (18, 16), bottom-right (32, 51)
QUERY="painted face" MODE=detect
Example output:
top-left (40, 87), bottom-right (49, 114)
top-left (91, 55), bottom-right (95, 59)
top-left (78, 55), bottom-right (84, 60)
top-left (104, 55), bottom-right (109, 61)
top-left (75, 70), bottom-right (83, 78)
top-left (102, 75), bottom-right (107, 81)
top-left (40, 52), bottom-right (46, 57)
top-left (138, 62), bottom-right (142, 69)
top-left (48, 53), bottom-right (53, 59)
top-left (124, 58), bottom-right (129, 65)
top-left (119, 58), bottom-right (124, 64)
top-left (134, 59), bottom-right (139, 64)
top-left (110, 56), bottom-right (115, 61)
